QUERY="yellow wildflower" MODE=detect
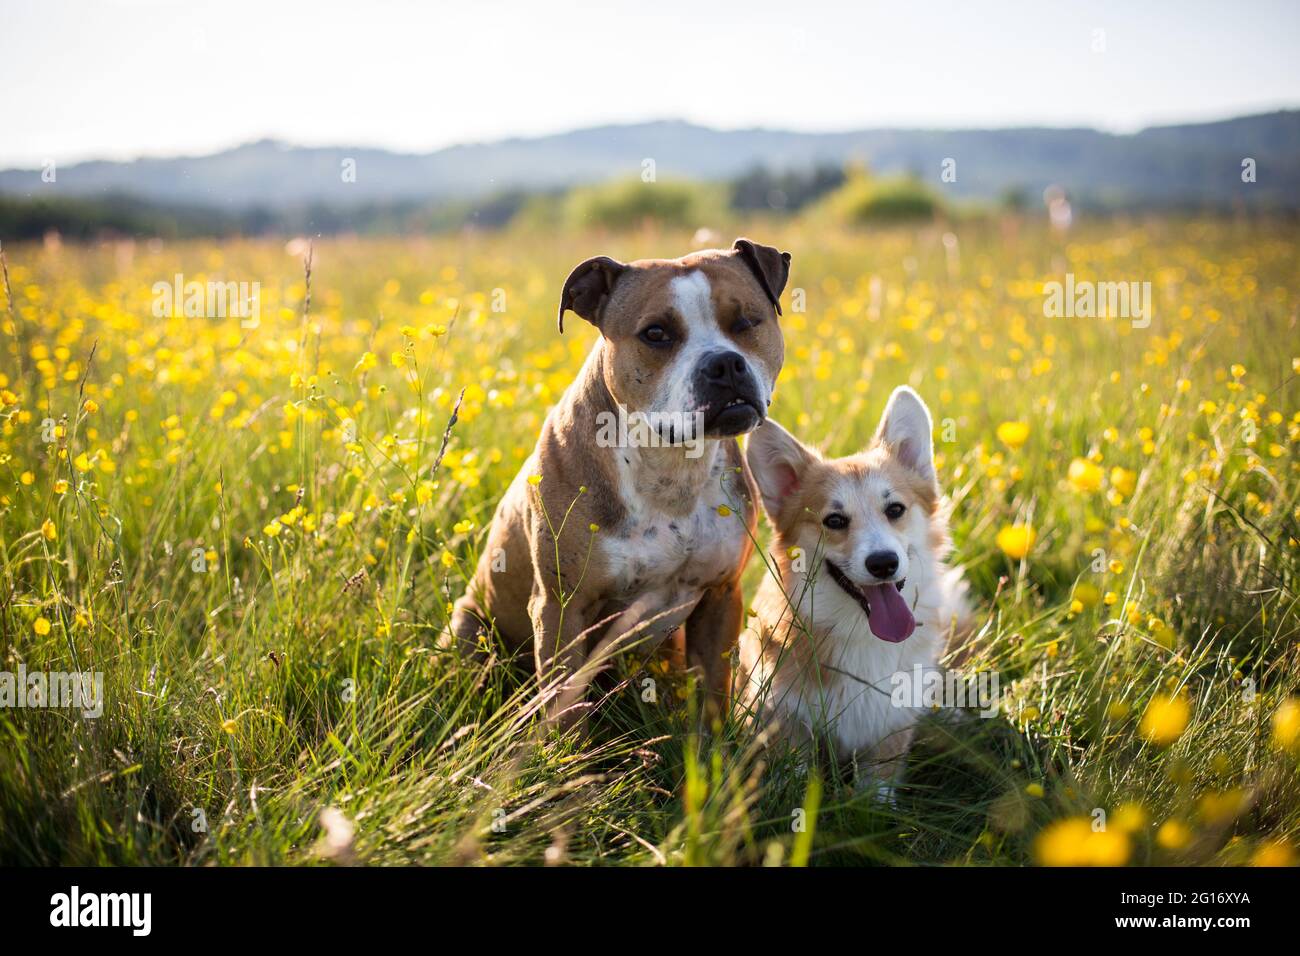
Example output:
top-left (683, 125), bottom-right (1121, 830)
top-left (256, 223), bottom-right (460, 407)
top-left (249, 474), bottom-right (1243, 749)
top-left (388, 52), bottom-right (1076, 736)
top-left (1271, 698), bottom-right (1300, 753)
top-left (1140, 693), bottom-right (1190, 746)
top-left (1067, 458), bottom-right (1103, 493)
top-left (996, 421), bottom-right (1030, 449)
top-left (995, 524), bottom-right (1035, 559)
top-left (1035, 817), bottom-right (1131, 866)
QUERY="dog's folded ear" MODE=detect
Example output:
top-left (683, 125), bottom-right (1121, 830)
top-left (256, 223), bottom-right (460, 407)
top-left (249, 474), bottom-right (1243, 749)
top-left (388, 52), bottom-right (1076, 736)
top-left (732, 238), bottom-right (792, 316)
top-left (745, 419), bottom-right (817, 518)
top-left (558, 255), bottom-right (627, 333)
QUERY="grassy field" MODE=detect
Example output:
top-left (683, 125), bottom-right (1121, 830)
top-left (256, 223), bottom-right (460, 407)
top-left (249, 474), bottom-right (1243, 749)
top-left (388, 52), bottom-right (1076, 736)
top-left (1, 216), bottom-right (1297, 866)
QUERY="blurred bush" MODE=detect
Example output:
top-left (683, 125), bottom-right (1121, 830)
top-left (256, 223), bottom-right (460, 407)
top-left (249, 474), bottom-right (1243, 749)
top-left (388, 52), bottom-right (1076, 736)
top-left (818, 167), bottom-right (946, 225)
top-left (559, 176), bottom-right (722, 230)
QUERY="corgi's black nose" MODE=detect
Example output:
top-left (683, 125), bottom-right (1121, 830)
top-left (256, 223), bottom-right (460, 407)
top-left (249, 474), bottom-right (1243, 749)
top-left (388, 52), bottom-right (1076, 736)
top-left (865, 551), bottom-right (899, 579)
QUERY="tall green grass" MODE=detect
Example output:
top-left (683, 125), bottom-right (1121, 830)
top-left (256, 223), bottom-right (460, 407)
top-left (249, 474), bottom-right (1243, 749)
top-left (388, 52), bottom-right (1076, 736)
top-left (1, 218), bottom-right (1296, 865)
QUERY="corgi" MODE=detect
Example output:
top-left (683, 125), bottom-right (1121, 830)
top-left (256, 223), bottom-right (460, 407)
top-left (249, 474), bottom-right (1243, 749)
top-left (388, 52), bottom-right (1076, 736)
top-left (738, 386), bottom-right (969, 793)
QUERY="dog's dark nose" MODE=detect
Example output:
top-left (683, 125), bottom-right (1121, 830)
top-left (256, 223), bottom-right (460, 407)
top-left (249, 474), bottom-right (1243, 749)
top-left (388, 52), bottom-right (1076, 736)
top-left (694, 349), bottom-right (761, 435)
top-left (700, 350), bottom-right (749, 390)
top-left (865, 551), bottom-right (899, 579)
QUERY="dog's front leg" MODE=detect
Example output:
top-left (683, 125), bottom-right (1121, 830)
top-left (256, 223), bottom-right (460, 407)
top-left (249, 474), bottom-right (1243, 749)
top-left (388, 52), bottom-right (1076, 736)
top-left (861, 724), bottom-right (916, 805)
top-left (684, 580), bottom-right (744, 725)
top-left (529, 581), bottom-right (597, 729)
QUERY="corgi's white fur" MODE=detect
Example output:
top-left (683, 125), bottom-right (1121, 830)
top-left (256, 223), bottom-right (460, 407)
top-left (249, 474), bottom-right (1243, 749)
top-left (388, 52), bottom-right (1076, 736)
top-left (738, 387), bottom-right (969, 792)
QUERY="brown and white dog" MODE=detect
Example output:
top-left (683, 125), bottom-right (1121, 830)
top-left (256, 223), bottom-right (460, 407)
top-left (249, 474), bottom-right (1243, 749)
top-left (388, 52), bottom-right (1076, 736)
top-left (450, 239), bottom-right (791, 725)
top-left (737, 387), bottom-right (968, 794)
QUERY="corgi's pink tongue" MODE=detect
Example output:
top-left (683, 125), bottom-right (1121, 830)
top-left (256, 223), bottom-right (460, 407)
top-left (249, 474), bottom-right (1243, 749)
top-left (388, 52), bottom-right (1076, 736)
top-left (865, 583), bottom-right (916, 643)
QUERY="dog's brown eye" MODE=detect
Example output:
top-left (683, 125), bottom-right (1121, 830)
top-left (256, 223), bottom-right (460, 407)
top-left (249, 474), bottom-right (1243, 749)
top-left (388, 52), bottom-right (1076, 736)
top-left (639, 325), bottom-right (673, 346)
top-left (823, 513), bottom-right (849, 530)
top-left (884, 502), bottom-right (906, 521)
top-left (731, 315), bottom-right (762, 334)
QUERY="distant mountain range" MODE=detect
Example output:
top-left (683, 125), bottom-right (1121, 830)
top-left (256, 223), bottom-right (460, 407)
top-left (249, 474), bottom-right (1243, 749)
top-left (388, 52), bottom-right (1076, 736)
top-left (2, 112), bottom-right (1298, 211)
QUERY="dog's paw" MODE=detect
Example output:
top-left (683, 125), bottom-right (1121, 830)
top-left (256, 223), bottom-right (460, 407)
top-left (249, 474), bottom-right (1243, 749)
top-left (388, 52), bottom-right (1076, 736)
top-left (850, 766), bottom-right (899, 807)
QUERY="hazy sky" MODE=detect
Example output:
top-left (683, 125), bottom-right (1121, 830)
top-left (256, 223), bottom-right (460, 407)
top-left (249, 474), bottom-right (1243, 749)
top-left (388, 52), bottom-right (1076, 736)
top-left (2, 0), bottom-right (1298, 167)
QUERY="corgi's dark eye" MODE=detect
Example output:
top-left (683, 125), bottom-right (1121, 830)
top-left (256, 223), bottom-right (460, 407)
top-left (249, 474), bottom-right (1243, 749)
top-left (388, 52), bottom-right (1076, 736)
top-left (884, 502), bottom-right (906, 521)
top-left (639, 325), bottom-right (674, 347)
top-left (823, 513), bottom-right (849, 530)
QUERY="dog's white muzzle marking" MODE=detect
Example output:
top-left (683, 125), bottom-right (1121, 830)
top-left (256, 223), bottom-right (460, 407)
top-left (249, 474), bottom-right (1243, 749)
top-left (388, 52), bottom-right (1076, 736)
top-left (653, 271), bottom-right (770, 420)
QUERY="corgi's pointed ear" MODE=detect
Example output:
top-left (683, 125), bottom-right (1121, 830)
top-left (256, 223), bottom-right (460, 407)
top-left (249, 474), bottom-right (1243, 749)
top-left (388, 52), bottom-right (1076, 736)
top-left (874, 386), bottom-right (936, 485)
top-left (746, 419), bottom-right (816, 517)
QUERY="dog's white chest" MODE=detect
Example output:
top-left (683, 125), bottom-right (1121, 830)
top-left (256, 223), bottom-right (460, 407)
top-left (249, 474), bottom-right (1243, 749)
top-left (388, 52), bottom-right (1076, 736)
top-left (747, 569), bottom-right (952, 761)
top-left (597, 442), bottom-right (747, 634)
top-left (604, 496), bottom-right (743, 599)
